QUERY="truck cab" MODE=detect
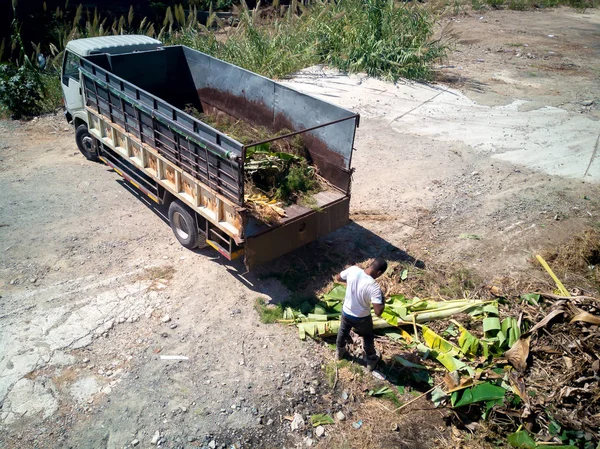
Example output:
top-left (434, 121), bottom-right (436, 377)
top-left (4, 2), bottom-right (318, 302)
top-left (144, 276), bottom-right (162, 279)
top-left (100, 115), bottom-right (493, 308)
top-left (62, 35), bottom-right (162, 127)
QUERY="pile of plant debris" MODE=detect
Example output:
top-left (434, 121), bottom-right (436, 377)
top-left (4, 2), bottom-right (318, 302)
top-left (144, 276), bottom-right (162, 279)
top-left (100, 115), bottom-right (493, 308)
top-left (185, 105), bottom-right (323, 223)
top-left (279, 252), bottom-right (600, 449)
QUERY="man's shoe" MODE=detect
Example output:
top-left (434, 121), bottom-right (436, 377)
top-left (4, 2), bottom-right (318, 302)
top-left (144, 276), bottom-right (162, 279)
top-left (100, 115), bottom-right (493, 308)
top-left (335, 347), bottom-right (347, 361)
top-left (365, 354), bottom-right (380, 372)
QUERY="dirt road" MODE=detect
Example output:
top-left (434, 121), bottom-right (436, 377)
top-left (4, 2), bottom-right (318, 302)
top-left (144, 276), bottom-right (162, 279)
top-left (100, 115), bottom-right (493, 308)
top-left (1, 7), bottom-right (599, 449)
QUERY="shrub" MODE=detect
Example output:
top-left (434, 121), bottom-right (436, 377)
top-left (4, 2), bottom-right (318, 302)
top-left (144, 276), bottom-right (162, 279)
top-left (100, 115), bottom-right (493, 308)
top-left (0, 63), bottom-right (44, 119)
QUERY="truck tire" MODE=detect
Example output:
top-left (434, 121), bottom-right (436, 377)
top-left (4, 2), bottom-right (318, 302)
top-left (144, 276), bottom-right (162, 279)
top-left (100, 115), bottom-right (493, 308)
top-left (168, 201), bottom-right (198, 249)
top-left (75, 124), bottom-right (99, 161)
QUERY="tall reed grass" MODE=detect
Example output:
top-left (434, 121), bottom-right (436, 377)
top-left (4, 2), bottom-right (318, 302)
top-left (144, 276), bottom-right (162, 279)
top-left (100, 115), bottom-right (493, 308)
top-left (168, 0), bottom-right (446, 81)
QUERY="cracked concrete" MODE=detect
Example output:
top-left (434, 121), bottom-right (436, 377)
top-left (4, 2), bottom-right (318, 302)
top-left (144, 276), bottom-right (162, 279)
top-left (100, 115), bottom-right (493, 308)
top-left (0, 275), bottom-right (152, 418)
top-left (1, 378), bottom-right (59, 424)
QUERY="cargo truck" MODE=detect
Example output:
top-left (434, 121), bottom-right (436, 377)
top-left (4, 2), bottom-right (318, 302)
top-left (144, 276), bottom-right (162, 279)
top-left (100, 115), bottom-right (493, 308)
top-left (61, 35), bottom-right (359, 269)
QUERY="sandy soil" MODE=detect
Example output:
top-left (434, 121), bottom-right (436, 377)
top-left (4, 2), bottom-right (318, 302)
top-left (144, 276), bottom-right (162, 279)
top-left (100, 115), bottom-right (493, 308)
top-left (1, 7), bottom-right (599, 449)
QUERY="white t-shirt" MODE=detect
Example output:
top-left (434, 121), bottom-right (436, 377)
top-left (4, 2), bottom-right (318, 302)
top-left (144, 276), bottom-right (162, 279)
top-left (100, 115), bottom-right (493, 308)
top-left (340, 266), bottom-right (383, 318)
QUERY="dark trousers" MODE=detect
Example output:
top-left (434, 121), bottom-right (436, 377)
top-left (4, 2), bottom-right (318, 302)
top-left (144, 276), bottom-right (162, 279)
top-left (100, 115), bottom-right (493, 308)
top-left (336, 312), bottom-right (376, 358)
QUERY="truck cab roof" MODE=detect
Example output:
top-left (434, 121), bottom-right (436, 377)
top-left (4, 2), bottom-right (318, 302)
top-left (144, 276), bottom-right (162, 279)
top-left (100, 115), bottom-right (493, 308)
top-left (65, 35), bottom-right (162, 57)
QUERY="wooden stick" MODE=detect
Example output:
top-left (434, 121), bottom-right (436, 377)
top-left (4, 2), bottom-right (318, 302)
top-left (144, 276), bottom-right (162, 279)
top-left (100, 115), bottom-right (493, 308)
top-left (333, 363), bottom-right (339, 390)
top-left (533, 292), bottom-right (598, 301)
top-left (391, 382), bottom-right (443, 413)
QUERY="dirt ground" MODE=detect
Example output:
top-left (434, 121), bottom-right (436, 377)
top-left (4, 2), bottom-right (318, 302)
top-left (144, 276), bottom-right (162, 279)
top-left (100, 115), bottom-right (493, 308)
top-left (1, 6), bottom-right (599, 449)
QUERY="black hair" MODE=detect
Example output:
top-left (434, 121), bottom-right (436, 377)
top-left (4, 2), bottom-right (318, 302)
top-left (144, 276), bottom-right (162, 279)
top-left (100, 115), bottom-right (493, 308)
top-left (370, 258), bottom-right (388, 274)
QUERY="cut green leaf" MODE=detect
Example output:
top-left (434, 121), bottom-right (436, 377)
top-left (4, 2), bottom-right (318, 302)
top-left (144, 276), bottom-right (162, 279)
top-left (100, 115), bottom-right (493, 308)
top-left (368, 386), bottom-right (393, 397)
top-left (310, 414), bottom-right (335, 426)
top-left (452, 382), bottom-right (507, 408)
top-left (507, 430), bottom-right (536, 449)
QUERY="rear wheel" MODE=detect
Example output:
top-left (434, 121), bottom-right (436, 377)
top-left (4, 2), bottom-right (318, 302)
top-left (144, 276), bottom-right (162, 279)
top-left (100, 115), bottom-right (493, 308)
top-left (168, 201), bottom-right (199, 249)
top-left (75, 124), bottom-right (99, 161)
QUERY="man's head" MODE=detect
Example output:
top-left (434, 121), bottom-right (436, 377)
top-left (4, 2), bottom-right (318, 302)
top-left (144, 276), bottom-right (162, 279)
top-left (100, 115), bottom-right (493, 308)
top-left (365, 258), bottom-right (387, 279)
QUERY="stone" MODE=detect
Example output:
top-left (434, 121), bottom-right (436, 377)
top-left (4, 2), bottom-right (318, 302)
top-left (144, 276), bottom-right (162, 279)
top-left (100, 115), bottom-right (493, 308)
top-left (266, 418), bottom-right (274, 426)
top-left (131, 439), bottom-right (140, 447)
top-left (208, 440), bottom-right (217, 449)
top-left (392, 423), bottom-right (400, 432)
top-left (151, 430), bottom-right (160, 445)
top-left (336, 411), bottom-right (346, 421)
top-left (341, 391), bottom-right (349, 401)
top-left (315, 426), bottom-right (325, 438)
top-left (290, 413), bottom-right (305, 431)
top-left (309, 387), bottom-right (316, 395)
top-left (162, 315), bottom-right (171, 323)
top-left (30, 278), bottom-right (37, 284)
top-left (170, 324), bottom-right (178, 329)
top-left (581, 100), bottom-right (594, 107)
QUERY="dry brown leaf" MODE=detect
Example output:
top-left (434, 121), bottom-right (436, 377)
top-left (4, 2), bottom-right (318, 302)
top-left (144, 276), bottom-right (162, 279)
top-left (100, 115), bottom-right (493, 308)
top-left (563, 356), bottom-right (573, 370)
top-left (570, 310), bottom-right (600, 325)
top-left (505, 335), bottom-right (531, 372)
top-left (508, 371), bottom-right (529, 404)
top-left (443, 372), bottom-right (459, 390)
top-left (489, 285), bottom-right (503, 297)
top-left (528, 308), bottom-right (565, 335)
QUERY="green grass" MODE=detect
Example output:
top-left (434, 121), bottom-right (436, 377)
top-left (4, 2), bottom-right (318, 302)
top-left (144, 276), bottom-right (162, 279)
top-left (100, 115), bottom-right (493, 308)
top-left (254, 293), bottom-right (318, 324)
top-left (254, 297), bottom-right (283, 324)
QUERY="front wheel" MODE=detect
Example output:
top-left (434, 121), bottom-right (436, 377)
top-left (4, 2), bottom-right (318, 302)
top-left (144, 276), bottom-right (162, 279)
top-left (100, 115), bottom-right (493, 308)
top-left (168, 201), bottom-right (199, 250)
top-left (75, 124), bottom-right (99, 161)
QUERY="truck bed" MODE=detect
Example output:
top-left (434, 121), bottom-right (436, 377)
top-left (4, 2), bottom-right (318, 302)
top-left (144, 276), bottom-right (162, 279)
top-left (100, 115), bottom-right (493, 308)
top-left (80, 45), bottom-right (359, 267)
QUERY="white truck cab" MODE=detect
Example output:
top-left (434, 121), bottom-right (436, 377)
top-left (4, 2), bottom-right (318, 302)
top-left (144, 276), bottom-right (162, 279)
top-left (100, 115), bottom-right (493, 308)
top-left (61, 35), bottom-right (162, 159)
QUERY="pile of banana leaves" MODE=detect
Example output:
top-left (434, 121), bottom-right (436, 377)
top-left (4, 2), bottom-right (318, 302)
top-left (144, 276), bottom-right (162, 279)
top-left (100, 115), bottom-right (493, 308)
top-left (285, 283), bottom-right (499, 341)
top-left (281, 256), bottom-right (599, 449)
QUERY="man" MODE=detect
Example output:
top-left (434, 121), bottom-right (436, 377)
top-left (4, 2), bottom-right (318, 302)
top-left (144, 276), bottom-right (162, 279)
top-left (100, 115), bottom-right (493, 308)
top-left (334, 258), bottom-right (387, 371)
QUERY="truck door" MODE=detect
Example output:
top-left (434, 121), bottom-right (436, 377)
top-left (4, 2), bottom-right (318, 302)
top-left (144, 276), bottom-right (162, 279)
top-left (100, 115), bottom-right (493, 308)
top-left (62, 51), bottom-right (83, 113)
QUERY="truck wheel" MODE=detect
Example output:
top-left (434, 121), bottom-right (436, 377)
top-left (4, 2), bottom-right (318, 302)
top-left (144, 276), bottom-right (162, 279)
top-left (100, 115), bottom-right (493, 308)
top-left (75, 124), bottom-right (99, 161)
top-left (168, 201), bottom-right (198, 249)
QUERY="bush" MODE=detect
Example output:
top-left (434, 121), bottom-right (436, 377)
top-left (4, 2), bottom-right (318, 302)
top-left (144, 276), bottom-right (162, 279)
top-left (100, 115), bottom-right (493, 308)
top-left (0, 63), bottom-right (45, 119)
top-left (0, 62), bottom-right (62, 119)
top-left (169, 0), bottom-right (447, 81)
top-left (314, 0), bottom-right (446, 81)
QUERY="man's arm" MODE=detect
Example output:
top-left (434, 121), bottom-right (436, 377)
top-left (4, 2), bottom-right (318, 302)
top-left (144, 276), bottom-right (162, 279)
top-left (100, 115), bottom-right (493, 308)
top-left (335, 266), bottom-right (352, 283)
top-left (371, 285), bottom-right (385, 317)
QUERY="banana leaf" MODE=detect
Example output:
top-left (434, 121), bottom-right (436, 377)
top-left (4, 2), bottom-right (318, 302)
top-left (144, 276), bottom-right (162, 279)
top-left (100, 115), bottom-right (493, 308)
top-left (322, 284), bottom-right (346, 301)
top-left (451, 382), bottom-right (506, 407)
top-left (422, 326), bottom-right (467, 372)
top-left (394, 356), bottom-right (429, 370)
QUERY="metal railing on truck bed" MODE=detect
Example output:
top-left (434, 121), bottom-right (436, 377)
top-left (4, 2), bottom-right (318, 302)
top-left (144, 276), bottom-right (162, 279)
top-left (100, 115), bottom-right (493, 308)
top-left (79, 46), bottom-right (359, 267)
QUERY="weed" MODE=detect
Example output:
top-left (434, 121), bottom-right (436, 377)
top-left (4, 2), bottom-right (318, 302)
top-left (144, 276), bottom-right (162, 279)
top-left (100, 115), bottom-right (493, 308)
top-left (254, 297), bottom-right (284, 324)
top-left (141, 265), bottom-right (176, 281)
top-left (539, 228), bottom-right (600, 293)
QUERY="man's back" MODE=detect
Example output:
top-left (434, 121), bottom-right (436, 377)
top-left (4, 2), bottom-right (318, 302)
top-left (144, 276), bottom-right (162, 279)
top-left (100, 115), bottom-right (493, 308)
top-left (341, 266), bottom-right (383, 318)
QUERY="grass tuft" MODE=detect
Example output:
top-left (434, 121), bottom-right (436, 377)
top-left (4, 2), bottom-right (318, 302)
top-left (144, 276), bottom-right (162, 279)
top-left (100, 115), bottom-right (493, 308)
top-left (254, 297), bottom-right (284, 324)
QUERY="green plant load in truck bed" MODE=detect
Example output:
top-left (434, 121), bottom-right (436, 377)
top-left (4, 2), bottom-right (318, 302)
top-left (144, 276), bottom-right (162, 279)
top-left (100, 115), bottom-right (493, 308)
top-left (185, 105), bottom-right (323, 224)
